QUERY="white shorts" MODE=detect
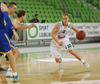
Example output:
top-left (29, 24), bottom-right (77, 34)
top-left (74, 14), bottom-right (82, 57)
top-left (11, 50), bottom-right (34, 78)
top-left (50, 36), bottom-right (73, 58)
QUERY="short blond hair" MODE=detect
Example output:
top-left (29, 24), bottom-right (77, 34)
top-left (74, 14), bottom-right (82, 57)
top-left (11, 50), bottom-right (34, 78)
top-left (62, 13), bottom-right (69, 17)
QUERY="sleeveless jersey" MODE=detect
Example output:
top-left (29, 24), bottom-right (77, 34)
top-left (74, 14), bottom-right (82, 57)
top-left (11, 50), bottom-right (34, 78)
top-left (55, 21), bottom-right (72, 39)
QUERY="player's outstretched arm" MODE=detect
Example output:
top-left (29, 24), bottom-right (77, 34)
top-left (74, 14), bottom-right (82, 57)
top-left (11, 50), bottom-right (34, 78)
top-left (51, 23), bottom-right (63, 46)
top-left (13, 22), bottom-right (35, 30)
top-left (72, 24), bottom-right (79, 33)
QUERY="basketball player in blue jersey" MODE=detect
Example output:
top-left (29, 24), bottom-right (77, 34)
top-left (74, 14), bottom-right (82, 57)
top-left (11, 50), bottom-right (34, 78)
top-left (5, 9), bottom-right (35, 77)
top-left (0, 2), bottom-right (19, 82)
top-left (0, 2), bottom-right (17, 72)
top-left (50, 13), bottom-right (90, 69)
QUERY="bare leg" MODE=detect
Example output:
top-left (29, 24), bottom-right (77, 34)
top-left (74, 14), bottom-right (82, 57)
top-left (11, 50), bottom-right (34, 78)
top-left (7, 48), bottom-right (20, 68)
top-left (68, 49), bottom-right (90, 68)
top-left (55, 58), bottom-right (61, 63)
top-left (55, 58), bottom-right (63, 69)
top-left (0, 55), bottom-right (7, 72)
top-left (6, 48), bottom-right (20, 77)
top-left (6, 51), bottom-right (16, 72)
top-left (12, 48), bottom-right (20, 61)
top-left (6, 51), bottom-right (18, 82)
top-left (68, 50), bottom-right (81, 61)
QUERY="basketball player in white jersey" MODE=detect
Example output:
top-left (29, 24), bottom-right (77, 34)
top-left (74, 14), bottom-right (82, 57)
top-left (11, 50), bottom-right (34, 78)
top-left (50, 13), bottom-right (90, 69)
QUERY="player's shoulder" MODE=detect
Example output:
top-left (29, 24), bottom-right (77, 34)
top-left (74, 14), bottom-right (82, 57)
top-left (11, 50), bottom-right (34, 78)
top-left (55, 21), bottom-right (62, 26)
top-left (12, 19), bottom-right (18, 26)
top-left (53, 22), bottom-right (60, 29)
top-left (12, 19), bottom-right (16, 22)
top-left (58, 21), bottom-right (62, 25)
top-left (68, 22), bottom-right (71, 25)
top-left (12, 19), bottom-right (18, 24)
top-left (1, 3), bottom-right (8, 12)
top-left (1, 3), bottom-right (7, 9)
top-left (55, 22), bottom-right (60, 26)
top-left (2, 3), bottom-right (6, 7)
top-left (68, 22), bottom-right (72, 28)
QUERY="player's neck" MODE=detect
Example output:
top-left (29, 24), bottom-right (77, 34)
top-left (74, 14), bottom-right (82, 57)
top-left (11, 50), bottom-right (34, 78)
top-left (17, 18), bottom-right (22, 23)
top-left (8, 11), bottom-right (11, 15)
top-left (8, 9), bottom-right (12, 15)
top-left (62, 21), bottom-right (68, 27)
top-left (64, 24), bottom-right (67, 26)
top-left (63, 23), bottom-right (68, 29)
top-left (63, 23), bottom-right (68, 28)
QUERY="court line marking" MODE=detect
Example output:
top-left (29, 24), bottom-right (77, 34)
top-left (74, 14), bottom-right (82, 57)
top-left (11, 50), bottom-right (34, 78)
top-left (2, 58), bottom-right (78, 67)
top-left (3, 62), bottom-right (32, 67)
top-left (35, 58), bottom-right (78, 62)
top-left (51, 80), bottom-right (100, 84)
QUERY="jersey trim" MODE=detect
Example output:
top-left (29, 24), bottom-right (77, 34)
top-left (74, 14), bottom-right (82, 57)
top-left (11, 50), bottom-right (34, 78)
top-left (1, 3), bottom-right (3, 12)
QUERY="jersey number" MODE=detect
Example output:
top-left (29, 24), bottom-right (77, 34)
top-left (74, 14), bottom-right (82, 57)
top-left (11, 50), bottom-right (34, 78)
top-left (67, 44), bottom-right (72, 48)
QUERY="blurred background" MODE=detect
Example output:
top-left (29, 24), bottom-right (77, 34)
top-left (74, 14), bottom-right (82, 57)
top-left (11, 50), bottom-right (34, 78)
top-left (1, 0), bottom-right (100, 47)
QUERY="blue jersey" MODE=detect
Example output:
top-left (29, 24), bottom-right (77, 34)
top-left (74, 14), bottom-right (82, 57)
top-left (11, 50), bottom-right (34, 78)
top-left (0, 2), bottom-right (12, 54)
top-left (6, 19), bottom-right (17, 39)
top-left (7, 25), bottom-right (17, 39)
top-left (0, 2), bottom-right (7, 30)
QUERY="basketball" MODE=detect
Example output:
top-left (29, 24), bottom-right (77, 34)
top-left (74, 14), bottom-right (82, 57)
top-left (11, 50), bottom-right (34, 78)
top-left (76, 30), bottom-right (86, 40)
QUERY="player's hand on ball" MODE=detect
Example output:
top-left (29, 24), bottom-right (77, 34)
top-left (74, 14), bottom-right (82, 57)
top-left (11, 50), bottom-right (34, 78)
top-left (58, 41), bottom-right (63, 46)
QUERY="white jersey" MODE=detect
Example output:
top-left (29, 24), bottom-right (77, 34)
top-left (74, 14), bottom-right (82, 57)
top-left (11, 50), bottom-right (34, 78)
top-left (55, 21), bottom-right (72, 39)
top-left (50, 21), bottom-right (73, 58)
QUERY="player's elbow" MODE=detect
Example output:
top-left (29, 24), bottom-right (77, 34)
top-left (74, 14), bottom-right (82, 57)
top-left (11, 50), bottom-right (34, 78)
top-left (14, 25), bottom-right (19, 29)
top-left (51, 33), bottom-right (54, 38)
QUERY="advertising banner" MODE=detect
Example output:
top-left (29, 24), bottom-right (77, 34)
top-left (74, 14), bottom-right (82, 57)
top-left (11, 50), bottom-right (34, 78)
top-left (27, 23), bottom-right (100, 40)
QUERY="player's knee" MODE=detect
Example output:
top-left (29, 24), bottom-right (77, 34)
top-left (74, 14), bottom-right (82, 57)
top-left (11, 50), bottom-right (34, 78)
top-left (18, 50), bottom-right (20, 56)
top-left (14, 49), bottom-right (20, 55)
top-left (6, 52), bottom-right (12, 56)
top-left (16, 50), bottom-right (20, 57)
top-left (55, 58), bottom-right (60, 63)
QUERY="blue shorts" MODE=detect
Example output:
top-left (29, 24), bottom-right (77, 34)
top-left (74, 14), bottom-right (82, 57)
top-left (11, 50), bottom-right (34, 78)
top-left (0, 29), bottom-right (16, 56)
top-left (0, 41), bottom-right (16, 56)
top-left (10, 41), bottom-right (16, 49)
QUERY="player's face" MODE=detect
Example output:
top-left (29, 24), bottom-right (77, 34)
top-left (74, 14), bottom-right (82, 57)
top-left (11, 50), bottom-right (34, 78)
top-left (10, 5), bottom-right (17, 15)
top-left (62, 15), bottom-right (69, 25)
top-left (22, 13), bottom-right (26, 21)
top-left (35, 16), bottom-right (38, 19)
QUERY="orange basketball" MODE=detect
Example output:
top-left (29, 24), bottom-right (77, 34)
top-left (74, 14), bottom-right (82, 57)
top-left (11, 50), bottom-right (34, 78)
top-left (76, 30), bottom-right (86, 40)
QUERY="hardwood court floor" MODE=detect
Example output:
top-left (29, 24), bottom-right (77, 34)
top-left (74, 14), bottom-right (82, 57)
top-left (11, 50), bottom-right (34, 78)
top-left (0, 47), bottom-right (100, 84)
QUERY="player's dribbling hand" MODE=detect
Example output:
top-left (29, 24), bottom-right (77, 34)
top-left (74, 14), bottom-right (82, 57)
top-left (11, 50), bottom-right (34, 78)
top-left (13, 29), bottom-right (19, 41)
top-left (58, 41), bottom-right (63, 46)
top-left (29, 23), bottom-right (35, 28)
